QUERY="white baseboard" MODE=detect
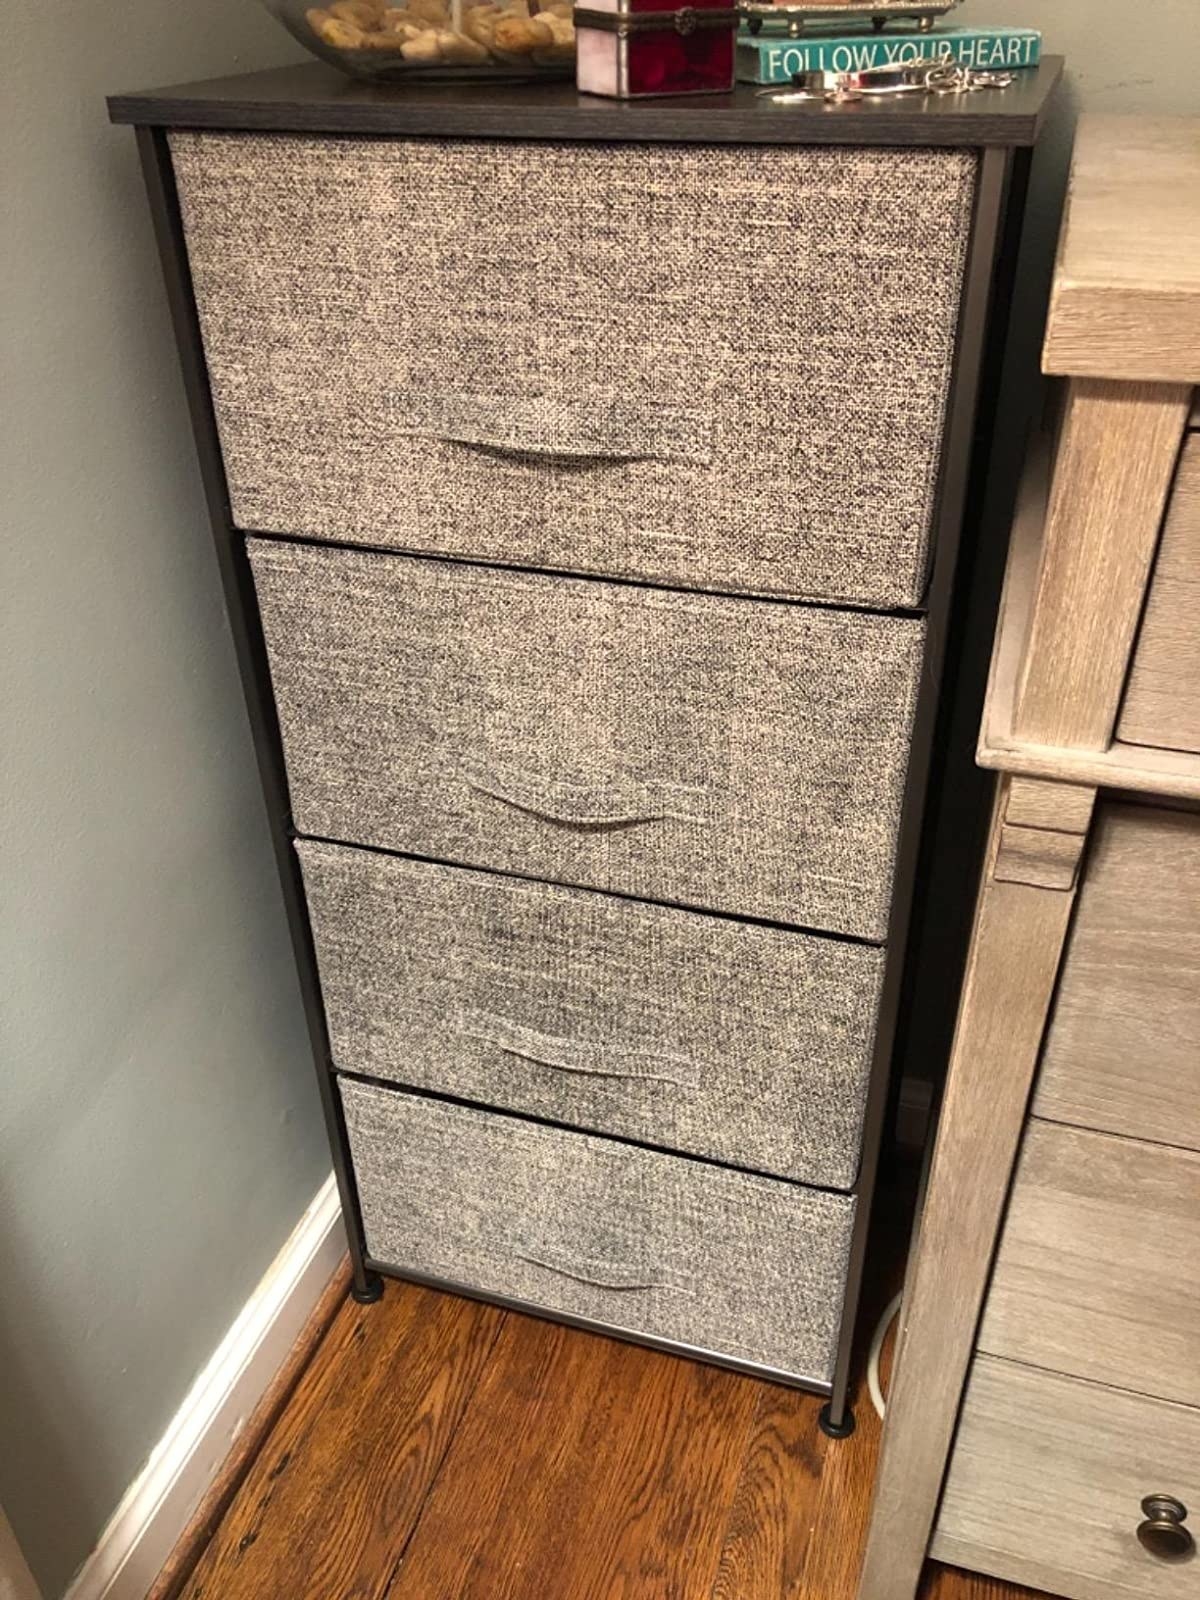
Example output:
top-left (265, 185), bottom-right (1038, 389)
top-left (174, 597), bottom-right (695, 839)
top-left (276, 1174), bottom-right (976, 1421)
top-left (1, 1507), bottom-right (44, 1600)
top-left (65, 1174), bottom-right (344, 1600)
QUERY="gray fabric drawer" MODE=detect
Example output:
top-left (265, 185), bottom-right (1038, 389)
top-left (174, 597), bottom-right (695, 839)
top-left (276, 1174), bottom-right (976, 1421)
top-left (299, 840), bottom-right (884, 1187)
top-left (251, 540), bottom-right (924, 940)
top-left (340, 1078), bottom-right (856, 1383)
top-left (173, 131), bottom-right (976, 610)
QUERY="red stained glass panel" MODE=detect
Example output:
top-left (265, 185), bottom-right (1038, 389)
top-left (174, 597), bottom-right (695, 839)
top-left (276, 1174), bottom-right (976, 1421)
top-left (624, 0), bottom-right (735, 95)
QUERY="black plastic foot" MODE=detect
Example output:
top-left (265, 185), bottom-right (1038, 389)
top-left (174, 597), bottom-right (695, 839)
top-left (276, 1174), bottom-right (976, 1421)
top-left (818, 1402), bottom-right (856, 1439)
top-left (350, 1270), bottom-right (385, 1305)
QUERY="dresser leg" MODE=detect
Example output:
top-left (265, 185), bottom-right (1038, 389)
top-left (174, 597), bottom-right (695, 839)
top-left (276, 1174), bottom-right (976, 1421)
top-left (818, 1401), bottom-right (856, 1439)
top-left (350, 1269), bottom-right (385, 1305)
top-left (856, 779), bottom-right (1089, 1600)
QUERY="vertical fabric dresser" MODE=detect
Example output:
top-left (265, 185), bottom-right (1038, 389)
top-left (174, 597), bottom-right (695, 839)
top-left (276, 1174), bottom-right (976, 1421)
top-left (109, 63), bottom-right (1058, 1434)
top-left (859, 115), bottom-right (1200, 1600)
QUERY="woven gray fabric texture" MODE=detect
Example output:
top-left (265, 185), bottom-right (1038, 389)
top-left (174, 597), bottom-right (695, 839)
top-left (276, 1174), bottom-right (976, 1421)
top-left (251, 539), bottom-right (925, 940)
top-left (340, 1078), bottom-right (856, 1382)
top-left (172, 132), bottom-right (977, 610)
top-left (299, 840), bottom-right (884, 1187)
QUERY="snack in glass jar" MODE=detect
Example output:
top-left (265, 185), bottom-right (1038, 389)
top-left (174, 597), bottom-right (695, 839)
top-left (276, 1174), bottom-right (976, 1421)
top-left (264, 0), bottom-right (576, 79)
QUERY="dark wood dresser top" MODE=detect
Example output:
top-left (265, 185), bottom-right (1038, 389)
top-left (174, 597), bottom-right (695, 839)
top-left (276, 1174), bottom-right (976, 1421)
top-left (109, 56), bottom-right (1062, 147)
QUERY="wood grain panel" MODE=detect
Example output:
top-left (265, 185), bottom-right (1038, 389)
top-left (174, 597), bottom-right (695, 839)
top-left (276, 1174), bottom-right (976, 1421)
top-left (1043, 117), bottom-right (1200, 383)
top-left (177, 1282), bottom-right (503, 1600)
top-left (1004, 776), bottom-right (1094, 834)
top-left (1013, 380), bottom-right (1191, 751)
top-left (387, 1314), bottom-right (762, 1600)
top-left (1119, 435), bottom-right (1200, 755)
top-left (979, 425), bottom-right (1200, 798)
top-left (932, 1356), bottom-right (1200, 1600)
top-left (978, 1120), bottom-right (1200, 1407)
top-left (982, 738), bottom-right (1200, 801)
top-left (1034, 803), bottom-right (1200, 1152)
top-left (993, 823), bottom-right (1084, 889)
top-left (855, 786), bottom-right (1079, 1600)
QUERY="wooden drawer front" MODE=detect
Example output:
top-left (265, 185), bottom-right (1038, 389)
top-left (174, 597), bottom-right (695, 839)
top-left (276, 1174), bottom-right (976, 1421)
top-left (978, 1120), bottom-right (1200, 1408)
top-left (933, 1356), bottom-right (1200, 1600)
top-left (340, 1079), bottom-right (856, 1384)
top-left (1034, 803), bottom-right (1200, 1152)
top-left (251, 541), bottom-right (924, 941)
top-left (1119, 436), bottom-right (1200, 754)
top-left (173, 132), bottom-right (977, 610)
top-left (300, 840), bottom-right (884, 1188)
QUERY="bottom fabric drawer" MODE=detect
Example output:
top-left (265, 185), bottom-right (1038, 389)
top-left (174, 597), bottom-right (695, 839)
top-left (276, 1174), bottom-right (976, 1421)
top-left (933, 1356), bottom-right (1200, 1600)
top-left (340, 1079), bottom-right (856, 1385)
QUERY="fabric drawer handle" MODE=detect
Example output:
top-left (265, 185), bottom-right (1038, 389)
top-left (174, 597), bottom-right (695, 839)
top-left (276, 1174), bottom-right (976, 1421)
top-left (515, 1243), bottom-right (676, 1293)
top-left (390, 390), bottom-right (714, 467)
top-left (458, 1008), bottom-right (700, 1089)
top-left (462, 759), bottom-right (710, 830)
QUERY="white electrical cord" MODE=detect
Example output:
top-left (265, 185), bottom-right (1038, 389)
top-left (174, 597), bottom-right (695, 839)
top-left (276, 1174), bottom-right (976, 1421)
top-left (867, 1292), bottom-right (903, 1420)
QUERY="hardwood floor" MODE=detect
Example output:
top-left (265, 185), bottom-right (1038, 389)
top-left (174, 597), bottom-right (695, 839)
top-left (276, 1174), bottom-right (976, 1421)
top-left (164, 1253), bottom-right (1051, 1600)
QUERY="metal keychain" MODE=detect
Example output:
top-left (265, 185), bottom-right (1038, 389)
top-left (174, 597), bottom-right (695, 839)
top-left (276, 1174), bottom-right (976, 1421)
top-left (757, 55), bottom-right (1016, 102)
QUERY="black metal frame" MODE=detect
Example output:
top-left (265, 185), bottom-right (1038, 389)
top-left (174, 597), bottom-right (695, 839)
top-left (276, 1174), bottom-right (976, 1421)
top-left (132, 114), bottom-right (1032, 1429)
top-left (136, 127), bottom-right (380, 1305)
top-left (822, 142), bottom-right (1031, 1430)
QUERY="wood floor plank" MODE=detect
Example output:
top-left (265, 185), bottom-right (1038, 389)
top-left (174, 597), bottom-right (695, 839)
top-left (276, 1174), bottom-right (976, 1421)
top-left (386, 1313), bottom-right (762, 1600)
top-left (921, 1564), bottom-right (1050, 1600)
top-left (156, 1234), bottom-right (1052, 1600)
top-left (709, 1383), bottom-right (825, 1600)
top-left (799, 1377), bottom-right (884, 1600)
top-left (179, 1281), bottom-right (504, 1600)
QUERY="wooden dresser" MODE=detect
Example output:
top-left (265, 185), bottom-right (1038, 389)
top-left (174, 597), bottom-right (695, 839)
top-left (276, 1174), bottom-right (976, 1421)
top-left (109, 63), bottom-right (1058, 1436)
top-left (859, 116), bottom-right (1200, 1600)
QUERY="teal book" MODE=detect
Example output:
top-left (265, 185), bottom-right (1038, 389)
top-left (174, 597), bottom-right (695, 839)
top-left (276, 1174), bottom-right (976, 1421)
top-left (736, 24), bottom-right (1041, 85)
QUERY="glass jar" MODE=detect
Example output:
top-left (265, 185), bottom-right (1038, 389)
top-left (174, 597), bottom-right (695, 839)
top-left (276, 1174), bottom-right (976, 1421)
top-left (263, 0), bottom-right (576, 80)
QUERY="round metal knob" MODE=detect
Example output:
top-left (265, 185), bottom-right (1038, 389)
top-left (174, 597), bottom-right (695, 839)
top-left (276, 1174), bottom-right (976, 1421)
top-left (1137, 1496), bottom-right (1194, 1562)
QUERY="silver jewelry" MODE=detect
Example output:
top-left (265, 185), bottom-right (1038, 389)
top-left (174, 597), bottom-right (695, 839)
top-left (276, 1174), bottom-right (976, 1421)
top-left (757, 55), bottom-right (1016, 102)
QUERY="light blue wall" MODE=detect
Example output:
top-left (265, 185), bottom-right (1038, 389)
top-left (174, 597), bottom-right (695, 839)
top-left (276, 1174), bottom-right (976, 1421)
top-left (2, 5), bottom-right (319, 1594)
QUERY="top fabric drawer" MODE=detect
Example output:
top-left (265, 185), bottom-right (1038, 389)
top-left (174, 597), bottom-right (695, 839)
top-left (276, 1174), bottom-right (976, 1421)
top-left (171, 132), bottom-right (977, 610)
